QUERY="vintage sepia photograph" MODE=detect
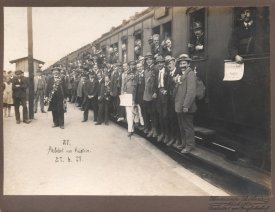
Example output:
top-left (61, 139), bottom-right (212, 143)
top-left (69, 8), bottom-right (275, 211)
top-left (1, 5), bottom-right (272, 211)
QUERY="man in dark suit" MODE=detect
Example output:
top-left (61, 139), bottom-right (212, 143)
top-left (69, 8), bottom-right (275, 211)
top-left (12, 70), bottom-right (31, 124)
top-left (155, 55), bottom-right (169, 142)
top-left (228, 7), bottom-right (256, 63)
top-left (174, 54), bottom-right (197, 153)
top-left (110, 63), bottom-right (121, 118)
top-left (82, 71), bottom-right (99, 122)
top-left (45, 67), bottom-right (67, 129)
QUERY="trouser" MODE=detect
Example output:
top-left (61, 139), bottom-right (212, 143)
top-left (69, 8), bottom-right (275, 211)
top-left (135, 104), bottom-right (144, 125)
top-left (177, 112), bottom-right (195, 148)
top-left (52, 110), bottom-right (64, 127)
top-left (67, 89), bottom-right (72, 101)
top-left (83, 97), bottom-right (98, 121)
top-left (111, 95), bottom-right (120, 115)
top-left (117, 106), bottom-right (126, 118)
top-left (143, 100), bottom-right (156, 131)
top-left (167, 99), bottom-right (180, 140)
top-left (34, 89), bottom-right (45, 112)
top-left (97, 99), bottom-right (109, 124)
top-left (156, 93), bottom-right (168, 135)
top-left (126, 106), bottom-right (135, 132)
top-left (14, 97), bottom-right (28, 121)
top-left (71, 89), bottom-right (77, 103)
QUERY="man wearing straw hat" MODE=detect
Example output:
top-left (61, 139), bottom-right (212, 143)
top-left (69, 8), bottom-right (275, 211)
top-left (174, 54), bottom-right (197, 153)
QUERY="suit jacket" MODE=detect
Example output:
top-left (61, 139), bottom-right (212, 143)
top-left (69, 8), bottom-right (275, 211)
top-left (174, 67), bottom-right (197, 113)
top-left (45, 77), bottom-right (66, 111)
top-left (143, 64), bottom-right (158, 101)
top-left (83, 79), bottom-right (99, 98)
top-left (110, 70), bottom-right (120, 97)
top-left (12, 77), bottom-right (29, 99)
top-left (98, 80), bottom-right (111, 102)
top-left (34, 75), bottom-right (47, 93)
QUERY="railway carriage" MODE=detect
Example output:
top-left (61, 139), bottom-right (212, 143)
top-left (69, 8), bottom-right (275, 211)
top-left (52, 7), bottom-right (270, 170)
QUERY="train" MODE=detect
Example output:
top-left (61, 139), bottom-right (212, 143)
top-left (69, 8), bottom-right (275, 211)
top-left (48, 7), bottom-right (270, 171)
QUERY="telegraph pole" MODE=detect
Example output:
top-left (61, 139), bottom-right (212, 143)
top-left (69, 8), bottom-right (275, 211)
top-left (27, 7), bottom-right (34, 119)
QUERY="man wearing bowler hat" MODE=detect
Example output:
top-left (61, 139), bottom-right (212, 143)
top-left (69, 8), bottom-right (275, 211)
top-left (174, 54), bottom-right (197, 153)
top-left (188, 21), bottom-right (205, 59)
top-left (45, 66), bottom-right (67, 129)
top-left (12, 70), bottom-right (31, 124)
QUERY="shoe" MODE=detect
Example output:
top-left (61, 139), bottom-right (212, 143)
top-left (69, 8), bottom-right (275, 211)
top-left (23, 120), bottom-right (31, 124)
top-left (152, 129), bottom-right (158, 138)
top-left (60, 126), bottom-right (64, 129)
top-left (16, 120), bottom-right (20, 124)
top-left (82, 120), bottom-right (87, 122)
top-left (138, 125), bottom-right (144, 131)
top-left (163, 135), bottom-right (170, 144)
top-left (166, 138), bottom-right (175, 146)
top-left (157, 133), bottom-right (164, 142)
top-left (172, 139), bottom-right (181, 148)
top-left (143, 128), bottom-right (149, 134)
top-left (117, 117), bottom-right (124, 122)
top-left (176, 144), bottom-right (185, 150)
top-left (147, 130), bottom-right (153, 138)
top-left (41, 110), bottom-right (46, 113)
top-left (95, 122), bottom-right (102, 125)
top-left (181, 146), bottom-right (194, 154)
top-left (52, 125), bottom-right (59, 128)
top-left (127, 132), bottom-right (134, 138)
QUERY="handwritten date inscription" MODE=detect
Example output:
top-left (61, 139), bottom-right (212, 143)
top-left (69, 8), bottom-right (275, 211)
top-left (47, 139), bottom-right (92, 163)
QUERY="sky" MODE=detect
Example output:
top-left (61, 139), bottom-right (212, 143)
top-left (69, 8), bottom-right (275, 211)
top-left (4, 7), bottom-right (147, 71)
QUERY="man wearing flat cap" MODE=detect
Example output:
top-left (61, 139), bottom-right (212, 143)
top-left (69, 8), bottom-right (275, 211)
top-left (34, 69), bottom-right (47, 113)
top-left (45, 67), bottom-right (67, 129)
top-left (174, 54), bottom-right (197, 153)
top-left (188, 21), bottom-right (205, 59)
top-left (12, 70), bottom-right (31, 124)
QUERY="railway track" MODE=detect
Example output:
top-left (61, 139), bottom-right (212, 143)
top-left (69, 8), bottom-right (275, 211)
top-left (111, 117), bottom-right (271, 195)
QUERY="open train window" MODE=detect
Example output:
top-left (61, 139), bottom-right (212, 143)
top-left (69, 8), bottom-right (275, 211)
top-left (229, 7), bottom-right (269, 59)
top-left (121, 37), bottom-right (128, 63)
top-left (152, 26), bottom-right (160, 35)
top-left (108, 42), bottom-right (118, 64)
top-left (187, 8), bottom-right (207, 60)
top-left (134, 30), bottom-right (142, 60)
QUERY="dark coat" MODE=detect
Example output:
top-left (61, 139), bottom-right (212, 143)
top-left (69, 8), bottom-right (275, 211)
top-left (136, 70), bottom-right (145, 104)
top-left (143, 64), bottom-right (158, 101)
top-left (46, 77), bottom-right (66, 112)
top-left (228, 21), bottom-right (256, 59)
top-left (12, 77), bottom-right (29, 99)
top-left (156, 67), bottom-right (169, 104)
top-left (83, 79), bottom-right (99, 97)
top-left (98, 80), bottom-right (111, 102)
top-left (110, 70), bottom-right (120, 97)
top-left (174, 67), bottom-right (197, 113)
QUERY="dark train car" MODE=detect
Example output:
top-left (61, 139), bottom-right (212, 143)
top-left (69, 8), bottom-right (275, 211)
top-left (54, 7), bottom-right (270, 170)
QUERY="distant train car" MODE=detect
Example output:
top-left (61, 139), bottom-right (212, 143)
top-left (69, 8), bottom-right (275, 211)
top-left (55, 7), bottom-right (270, 170)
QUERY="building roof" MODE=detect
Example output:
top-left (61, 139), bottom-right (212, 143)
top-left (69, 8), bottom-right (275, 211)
top-left (9, 57), bottom-right (45, 64)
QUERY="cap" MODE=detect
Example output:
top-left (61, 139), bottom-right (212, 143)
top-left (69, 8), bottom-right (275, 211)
top-left (155, 55), bottom-right (165, 63)
top-left (165, 55), bottom-right (176, 63)
top-left (193, 21), bottom-right (203, 30)
top-left (128, 60), bottom-right (136, 66)
top-left (15, 70), bottom-right (24, 75)
top-left (144, 52), bottom-right (154, 60)
top-left (177, 54), bottom-right (192, 62)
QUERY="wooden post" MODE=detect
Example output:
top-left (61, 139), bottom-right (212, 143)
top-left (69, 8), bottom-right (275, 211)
top-left (27, 7), bottom-right (34, 119)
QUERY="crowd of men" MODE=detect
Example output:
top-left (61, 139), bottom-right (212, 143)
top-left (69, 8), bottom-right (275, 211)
top-left (42, 40), bottom-right (198, 154)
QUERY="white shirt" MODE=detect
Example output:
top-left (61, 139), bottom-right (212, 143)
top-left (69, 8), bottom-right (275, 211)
top-left (158, 68), bottom-right (165, 88)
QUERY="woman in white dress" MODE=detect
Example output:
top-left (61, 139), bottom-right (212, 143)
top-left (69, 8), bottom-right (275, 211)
top-left (3, 77), bottom-right (13, 117)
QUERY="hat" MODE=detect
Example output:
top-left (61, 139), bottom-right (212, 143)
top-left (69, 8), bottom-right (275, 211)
top-left (155, 55), bottom-right (165, 63)
top-left (144, 52), bottom-right (154, 60)
top-left (165, 55), bottom-right (176, 63)
top-left (36, 69), bottom-right (42, 73)
top-left (193, 21), bottom-right (203, 30)
top-left (115, 62), bottom-right (123, 67)
top-left (177, 54), bottom-right (192, 62)
top-left (128, 60), bottom-right (136, 66)
top-left (15, 70), bottom-right (24, 75)
top-left (51, 66), bottom-right (61, 72)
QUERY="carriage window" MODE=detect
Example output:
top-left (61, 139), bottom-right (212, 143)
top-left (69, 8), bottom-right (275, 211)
top-left (109, 43), bottom-right (118, 64)
top-left (121, 37), bottom-right (128, 63)
top-left (152, 26), bottom-right (160, 35)
top-left (134, 31), bottom-right (142, 60)
top-left (188, 8), bottom-right (206, 60)
top-left (230, 7), bottom-right (269, 58)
